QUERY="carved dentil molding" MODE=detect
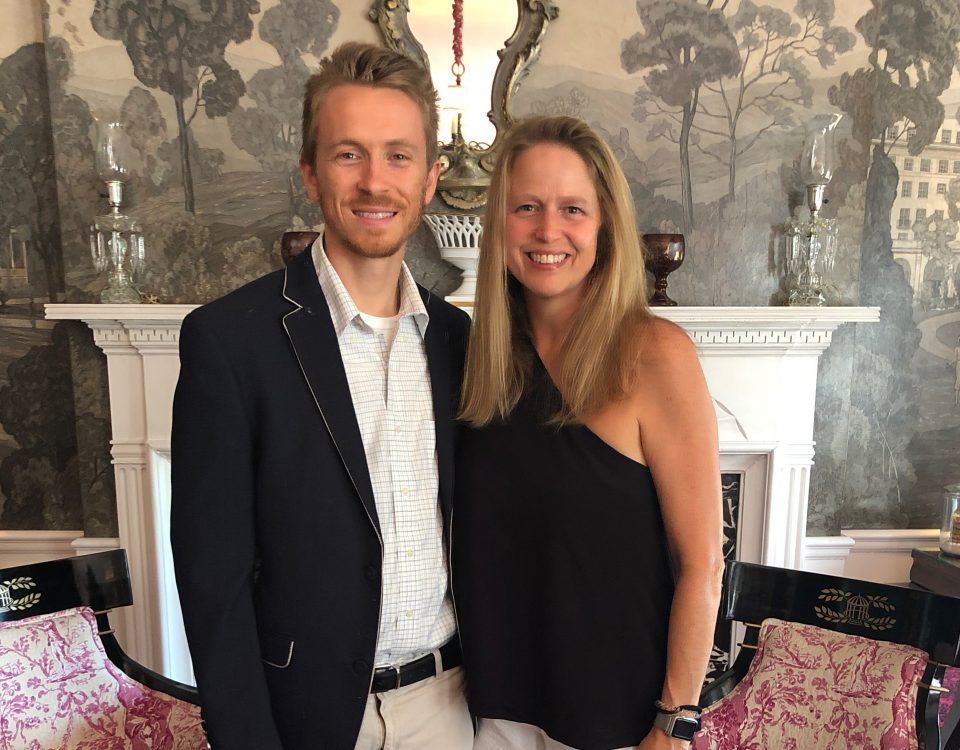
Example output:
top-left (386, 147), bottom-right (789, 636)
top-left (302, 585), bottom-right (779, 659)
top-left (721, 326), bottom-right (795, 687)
top-left (687, 327), bottom-right (835, 351)
top-left (127, 326), bottom-right (182, 349)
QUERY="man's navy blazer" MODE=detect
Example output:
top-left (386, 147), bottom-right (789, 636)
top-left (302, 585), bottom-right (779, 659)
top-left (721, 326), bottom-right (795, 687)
top-left (170, 247), bottom-right (471, 750)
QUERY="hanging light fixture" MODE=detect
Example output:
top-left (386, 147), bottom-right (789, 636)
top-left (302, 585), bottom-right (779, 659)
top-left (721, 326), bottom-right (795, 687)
top-left (424, 0), bottom-right (488, 311)
top-left (443, 0), bottom-right (466, 141)
top-left (434, 0), bottom-right (491, 210)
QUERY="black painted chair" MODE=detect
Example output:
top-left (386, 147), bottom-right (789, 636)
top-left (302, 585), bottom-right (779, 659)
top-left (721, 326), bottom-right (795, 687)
top-left (0, 549), bottom-right (207, 748)
top-left (695, 561), bottom-right (960, 750)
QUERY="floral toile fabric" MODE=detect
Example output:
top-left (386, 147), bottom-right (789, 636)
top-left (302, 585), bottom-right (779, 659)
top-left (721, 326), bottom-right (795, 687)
top-left (0, 606), bottom-right (206, 749)
top-left (694, 617), bottom-right (926, 750)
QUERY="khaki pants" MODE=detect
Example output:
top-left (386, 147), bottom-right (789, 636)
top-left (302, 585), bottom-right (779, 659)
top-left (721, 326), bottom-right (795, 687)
top-left (475, 718), bottom-right (633, 750)
top-left (354, 665), bottom-right (473, 750)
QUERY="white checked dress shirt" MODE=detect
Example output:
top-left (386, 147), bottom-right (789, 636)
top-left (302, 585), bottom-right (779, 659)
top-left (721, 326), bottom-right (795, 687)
top-left (312, 241), bottom-right (456, 668)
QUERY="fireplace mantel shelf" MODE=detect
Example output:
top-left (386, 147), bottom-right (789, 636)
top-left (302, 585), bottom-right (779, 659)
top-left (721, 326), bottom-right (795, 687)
top-left (45, 302), bottom-right (879, 684)
top-left (46, 303), bottom-right (880, 323)
top-left (48, 304), bottom-right (879, 358)
top-left (47, 304), bottom-right (880, 347)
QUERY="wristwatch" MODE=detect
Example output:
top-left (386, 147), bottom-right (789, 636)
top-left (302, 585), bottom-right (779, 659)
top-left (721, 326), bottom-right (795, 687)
top-left (653, 709), bottom-right (701, 741)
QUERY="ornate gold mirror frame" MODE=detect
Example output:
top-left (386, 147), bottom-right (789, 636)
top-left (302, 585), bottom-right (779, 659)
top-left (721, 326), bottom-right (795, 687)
top-left (369, 0), bottom-right (559, 209)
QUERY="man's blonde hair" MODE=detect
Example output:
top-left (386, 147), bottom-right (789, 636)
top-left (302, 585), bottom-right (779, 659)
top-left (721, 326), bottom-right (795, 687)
top-left (460, 115), bottom-right (651, 426)
top-left (301, 42), bottom-right (439, 167)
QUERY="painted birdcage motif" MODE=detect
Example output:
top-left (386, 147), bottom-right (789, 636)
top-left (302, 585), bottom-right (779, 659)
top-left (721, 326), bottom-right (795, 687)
top-left (0, 583), bottom-right (11, 612)
top-left (845, 594), bottom-right (870, 625)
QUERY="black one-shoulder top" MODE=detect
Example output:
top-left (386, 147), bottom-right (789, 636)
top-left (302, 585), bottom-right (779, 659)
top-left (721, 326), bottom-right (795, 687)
top-left (453, 357), bottom-right (675, 750)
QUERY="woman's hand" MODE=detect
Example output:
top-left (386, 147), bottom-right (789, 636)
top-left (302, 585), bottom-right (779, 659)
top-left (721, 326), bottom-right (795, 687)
top-left (635, 727), bottom-right (692, 749)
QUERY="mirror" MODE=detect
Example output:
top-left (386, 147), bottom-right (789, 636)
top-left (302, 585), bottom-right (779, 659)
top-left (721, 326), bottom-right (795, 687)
top-left (369, 0), bottom-right (559, 208)
top-left (406, 1), bottom-right (516, 149)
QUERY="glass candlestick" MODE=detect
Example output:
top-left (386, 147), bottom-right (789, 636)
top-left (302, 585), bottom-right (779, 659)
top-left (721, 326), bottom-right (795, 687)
top-left (90, 122), bottom-right (144, 303)
top-left (783, 113), bottom-right (843, 306)
top-left (90, 208), bottom-right (145, 303)
top-left (783, 211), bottom-right (839, 306)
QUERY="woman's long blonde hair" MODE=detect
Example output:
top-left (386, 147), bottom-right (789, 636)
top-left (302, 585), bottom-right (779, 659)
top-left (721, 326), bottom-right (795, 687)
top-left (460, 116), bottom-right (651, 426)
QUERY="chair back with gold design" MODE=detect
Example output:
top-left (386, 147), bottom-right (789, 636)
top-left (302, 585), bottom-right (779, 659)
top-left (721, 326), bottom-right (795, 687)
top-left (695, 561), bottom-right (960, 750)
top-left (0, 549), bottom-right (207, 749)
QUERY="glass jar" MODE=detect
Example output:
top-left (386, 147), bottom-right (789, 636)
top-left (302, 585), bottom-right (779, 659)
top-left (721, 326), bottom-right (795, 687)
top-left (940, 484), bottom-right (960, 556)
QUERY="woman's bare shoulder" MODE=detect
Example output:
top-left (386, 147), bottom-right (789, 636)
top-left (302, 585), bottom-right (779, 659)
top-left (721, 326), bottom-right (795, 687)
top-left (634, 315), bottom-right (698, 370)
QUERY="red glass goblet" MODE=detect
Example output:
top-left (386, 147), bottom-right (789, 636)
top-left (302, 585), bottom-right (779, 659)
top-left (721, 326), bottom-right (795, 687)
top-left (642, 233), bottom-right (685, 306)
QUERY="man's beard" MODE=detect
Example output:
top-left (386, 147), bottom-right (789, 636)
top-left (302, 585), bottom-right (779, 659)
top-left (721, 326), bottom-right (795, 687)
top-left (334, 190), bottom-right (428, 260)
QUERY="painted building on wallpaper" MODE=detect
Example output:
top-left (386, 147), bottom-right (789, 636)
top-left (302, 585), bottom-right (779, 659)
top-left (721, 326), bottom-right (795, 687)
top-left (886, 119), bottom-right (960, 307)
top-left (0, 229), bottom-right (31, 292)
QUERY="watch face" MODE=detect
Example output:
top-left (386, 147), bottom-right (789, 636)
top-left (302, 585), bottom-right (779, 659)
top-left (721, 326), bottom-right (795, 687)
top-left (672, 716), bottom-right (700, 741)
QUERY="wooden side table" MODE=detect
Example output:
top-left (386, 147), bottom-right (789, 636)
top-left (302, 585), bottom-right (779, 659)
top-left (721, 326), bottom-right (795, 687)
top-left (910, 548), bottom-right (960, 598)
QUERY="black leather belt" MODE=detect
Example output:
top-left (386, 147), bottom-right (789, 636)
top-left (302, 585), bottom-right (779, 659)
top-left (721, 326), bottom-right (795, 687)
top-left (370, 638), bottom-right (461, 693)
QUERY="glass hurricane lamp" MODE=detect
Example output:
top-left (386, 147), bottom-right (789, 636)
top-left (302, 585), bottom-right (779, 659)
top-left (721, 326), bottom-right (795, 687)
top-left (90, 122), bottom-right (144, 304)
top-left (783, 114), bottom-right (843, 306)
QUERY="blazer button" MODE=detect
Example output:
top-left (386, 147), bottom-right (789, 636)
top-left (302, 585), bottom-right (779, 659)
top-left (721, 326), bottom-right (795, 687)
top-left (365, 565), bottom-right (379, 581)
top-left (353, 659), bottom-right (369, 675)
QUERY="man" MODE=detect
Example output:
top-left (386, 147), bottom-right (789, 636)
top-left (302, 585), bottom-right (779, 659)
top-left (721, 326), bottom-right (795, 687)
top-left (170, 42), bottom-right (472, 750)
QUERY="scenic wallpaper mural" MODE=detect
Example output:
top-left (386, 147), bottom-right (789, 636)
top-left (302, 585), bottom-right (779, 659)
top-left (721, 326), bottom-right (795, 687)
top-left (1, 0), bottom-right (959, 538)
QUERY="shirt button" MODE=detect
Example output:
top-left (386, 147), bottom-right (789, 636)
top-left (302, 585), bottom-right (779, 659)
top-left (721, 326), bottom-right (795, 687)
top-left (405, 550), bottom-right (414, 558)
top-left (401, 487), bottom-right (409, 496)
top-left (394, 425), bottom-right (402, 433)
top-left (405, 610), bottom-right (413, 619)
top-left (352, 659), bottom-right (368, 675)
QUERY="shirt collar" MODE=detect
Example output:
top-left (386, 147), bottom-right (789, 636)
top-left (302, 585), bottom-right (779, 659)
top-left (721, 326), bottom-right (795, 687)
top-left (312, 234), bottom-right (429, 339)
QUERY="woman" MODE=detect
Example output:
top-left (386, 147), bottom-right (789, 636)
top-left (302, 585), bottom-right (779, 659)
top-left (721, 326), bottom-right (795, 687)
top-left (453, 116), bottom-right (723, 750)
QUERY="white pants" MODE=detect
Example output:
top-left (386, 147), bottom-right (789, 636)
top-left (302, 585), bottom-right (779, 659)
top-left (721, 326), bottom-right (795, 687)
top-left (474, 718), bottom-right (633, 750)
top-left (353, 665), bottom-right (473, 750)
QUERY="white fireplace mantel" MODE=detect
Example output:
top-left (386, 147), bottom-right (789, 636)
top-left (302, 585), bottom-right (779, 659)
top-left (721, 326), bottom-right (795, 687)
top-left (46, 302), bottom-right (879, 682)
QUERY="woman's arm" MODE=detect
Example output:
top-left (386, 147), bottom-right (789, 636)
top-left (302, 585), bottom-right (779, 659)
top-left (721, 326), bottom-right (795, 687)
top-left (633, 318), bottom-right (724, 748)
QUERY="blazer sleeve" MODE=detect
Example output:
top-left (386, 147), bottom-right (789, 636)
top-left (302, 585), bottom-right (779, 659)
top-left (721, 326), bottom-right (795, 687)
top-left (170, 312), bottom-right (284, 750)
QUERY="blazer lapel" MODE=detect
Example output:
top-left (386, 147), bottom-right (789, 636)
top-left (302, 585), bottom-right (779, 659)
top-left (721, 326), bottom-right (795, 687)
top-left (421, 290), bottom-right (455, 524)
top-left (281, 249), bottom-right (380, 536)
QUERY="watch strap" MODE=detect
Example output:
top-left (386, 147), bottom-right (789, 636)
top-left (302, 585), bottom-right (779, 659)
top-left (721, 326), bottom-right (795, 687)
top-left (653, 710), bottom-right (702, 740)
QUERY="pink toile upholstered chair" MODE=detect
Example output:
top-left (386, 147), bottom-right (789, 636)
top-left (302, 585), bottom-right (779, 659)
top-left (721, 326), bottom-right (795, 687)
top-left (694, 561), bottom-right (960, 750)
top-left (0, 549), bottom-right (207, 749)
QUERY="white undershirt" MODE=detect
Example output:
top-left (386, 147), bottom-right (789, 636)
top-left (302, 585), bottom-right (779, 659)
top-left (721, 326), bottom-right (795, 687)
top-left (359, 311), bottom-right (401, 351)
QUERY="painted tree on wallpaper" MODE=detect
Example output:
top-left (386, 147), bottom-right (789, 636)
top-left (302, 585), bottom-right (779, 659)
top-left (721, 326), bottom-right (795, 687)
top-left (62, 322), bottom-right (116, 537)
top-left (121, 87), bottom-right (168, 188)
top-left (0, 24), bottom-right (111, 532)
top-left (621, 0), bottom-right (740, 235)
top-left (91, 0), bottom-right (260, 213)
top-left (695, 0), bottom-right (854, 201)
top-left (0, 324), bottom-right (81, 529)
top-left (0, 42), bottom-right (64, 302)
top-left (45, 35), bottom-right (100, 286)
top-left (228, 0), bottom-right (339, 223)
top-left (821, 0), bottom-right (960, 526)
